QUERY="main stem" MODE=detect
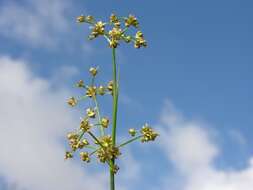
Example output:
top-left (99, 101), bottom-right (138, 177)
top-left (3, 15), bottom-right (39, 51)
top-left (110, 48), bottom-right (118, 190)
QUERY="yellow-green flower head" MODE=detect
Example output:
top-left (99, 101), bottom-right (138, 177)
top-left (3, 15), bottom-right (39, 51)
top-left (96, 145), bottom-right (121, 163)
top-left (140, 124), bottom-right (159, 142)
top-left (108, 27), bottom-right (123, 48)
top-left (65, 151), bottom-right (73, 159)
top-left (89, 67), bottom-right (98, 76)
top-left (80, 119), bottom-right (91, 132)
top-left (90, 21), bottom-right (106, 38)
top-left (101, 117), bottom-right (110, 128)
top-left (97, 135), bottom-right (113, 147)
top-left (86, 108), bottom-right (96, 118)
top-left (77, 15), bottom-right (85, 23)
top-left (69, 138), bottom-right (78, 151)
top-left (110, 13), bottom-right (121, 27)
top-left (67, 132), bottom-right (78, 140)
top-left (86, 86), bottom-right (96, 98)
top-left (82, 139), bottom-right (89, 146)
top-left (107, 80), bottom-right (113, 91)
top-left (98, 85), bottom-right (106, 95)
top-left (125, 14), bottom-right (139, 28)
top-left (134, 31), bottom-right (147, 48)
top-left (86, 15), bottom-right (94, 22)
top-left (77, 139), bottom-right (89, 149)
top-left (67, 97), bottom-right (77, 107)
top-left (128, 128), bottom-right (136, 137)
top-left (76, 80), bottom-right (85, 88)
top-left (80, 152), bottom-right (90, 162)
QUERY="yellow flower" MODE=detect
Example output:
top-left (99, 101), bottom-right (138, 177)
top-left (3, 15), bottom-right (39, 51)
top-left (89, 67), bottom-right (98, 76)
top-left (65, 151), bottom-right (73, 159)
top-left (107, 81), bottom-right (113, 92)
top-left (90, 21), bottom-right (106, 38)
top-left (134, 31), bottom-right (147, 48)
top-left (98, 85), bottom-right (106, 95)
top-left (77, 138), bottom-right (89, 149)
top-left (125, 15), bottom-right (139, 28)
top-left (76, 80), bottom-right (85, 88)
top-left (140, 123), bottom-right (159, 142)
top-left (67, 132), bottom-right (78, 140)
top-left (128, 128), bottom-right (136, 137)
top-left (110, 13), bottom-right (121, 27)
top-left (67, 97), bottom-right (77, 107)
top-left (101, 117), bottom-right (110, 128)
top-left (86, 86), bottom-right (96, 98)
top-left (76, 15), bottom-right (85, 23)
top-left (80, 119), bottom-right (91, 132)
top-left (80, 152), bottom-right (90, 162)
top-left (86, 108), bottom-right (96, 118)
top-left (86, 15), bottom-right (94, 22)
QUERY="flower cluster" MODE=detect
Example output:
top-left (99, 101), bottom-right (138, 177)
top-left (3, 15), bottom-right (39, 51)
top-left (76, 13), bottom-right (147, 49)
top-left (65, 66), bottom-right (158, 174)
top-left (65, 14), bottom-right (158, 176)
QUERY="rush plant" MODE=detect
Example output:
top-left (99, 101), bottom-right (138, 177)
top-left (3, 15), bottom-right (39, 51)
top-left (65, 13), bottom-right (158, 190)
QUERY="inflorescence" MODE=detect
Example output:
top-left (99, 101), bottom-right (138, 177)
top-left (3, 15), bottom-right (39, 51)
top-left (76, 13), bottom-right (147, 48)
top-left (65, 14), bottom-right (158, 174)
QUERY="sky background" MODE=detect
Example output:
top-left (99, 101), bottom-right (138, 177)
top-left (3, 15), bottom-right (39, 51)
top-left (0, 0), bottom-right (253, 190)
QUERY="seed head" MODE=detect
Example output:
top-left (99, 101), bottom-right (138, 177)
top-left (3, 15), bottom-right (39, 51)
top-left (80, 119), bottom-right (91, 132)
top-left (77, 15), bottom-right (85, 23)
top-left (86, 86), bottom-right (96, 98)
top-left (125, 15), bottom-right (139, 28)
top-left (98, 85), bottom-right (106, 95)
top-left (90, 21), bottom-right (106, 38)
top-left (76, 80), bottom-right (85, 88)
top-left (65, 151), bottom-right (73, 159)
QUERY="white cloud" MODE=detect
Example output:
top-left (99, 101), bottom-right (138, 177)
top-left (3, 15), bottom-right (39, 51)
top-left (0, 56), bottom-right (107, 190)
top-left (159, 100), bottom-right (253, 190)
top-left (0, 0), bottom-right (71, 47)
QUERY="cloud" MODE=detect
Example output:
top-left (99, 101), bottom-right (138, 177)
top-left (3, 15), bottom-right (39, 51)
top-left (159, 100), bottom-right (253, 190)
top-left (0, 0), bottom-right (71, 47)
top-left (0, 55), bottom-right (107, 190)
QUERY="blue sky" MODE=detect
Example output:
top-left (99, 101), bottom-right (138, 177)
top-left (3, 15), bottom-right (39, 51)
top-left (0, 0), bottom-right (253, 190)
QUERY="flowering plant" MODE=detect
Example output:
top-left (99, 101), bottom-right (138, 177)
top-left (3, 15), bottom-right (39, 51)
top-left (65, 13), bottom-right (158, 190)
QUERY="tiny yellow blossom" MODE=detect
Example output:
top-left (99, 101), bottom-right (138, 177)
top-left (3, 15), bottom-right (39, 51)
top-left (67, 97), bottom-right (77, 107)
top-left (89, 67), bottom-right (98, 76)
top-left (101, 117), bottom-right (110, 128)
top-left (77, 15), bottom-right (85, 23)
top-left (86, 108), bottom-right (96, 118)
top-left (80, 119), bottom-right (91, 132)
top-left (80, 152), bottom-right (90, 162)
top-left (107, 81), bottom-right (113, 91)
top-left (76, 80), bottom-right (85, 88)
top-left (65, 151), bottom-right (73, 159)
top-left (98, 85), bottom-right (106, 95)
top-left (86, 86), bottom-right (96, 98)
top-left (125, 15), bottom-right (139, 28)
top-left (140, 123), bottom-right (159, 142)
top-left (90, 21), bottom-right (106, 39)
top-left (128, 128), bottom-right (136, 137)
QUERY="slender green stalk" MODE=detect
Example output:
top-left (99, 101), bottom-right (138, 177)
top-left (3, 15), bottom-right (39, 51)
top-left (110, 47), bottom-right (118, 190)
top-left (93, 96), bottom-right (104, 136)
top-left (118, 135), bottom-right (143, 148)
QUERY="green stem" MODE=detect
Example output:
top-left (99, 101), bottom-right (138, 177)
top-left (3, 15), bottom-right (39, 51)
top-left (93, 96), bottom-right (104, 136)
top-left (110, 47), bottom-right (118, 190)
top-left (118, 135), bottom-right (143, 148)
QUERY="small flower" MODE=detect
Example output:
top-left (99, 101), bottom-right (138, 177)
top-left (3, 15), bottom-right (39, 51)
top-left (140, 123), bottom-right (159, 142)
top-left (65, 151), bottom-right (73, 159)
top-left (110, 13), bottom-right (121, 27)
top-left (101, 117), bottom-right (109, 128)
top-left (98, 85), bottom-right (106, 95)
top-left (80, 152), bottom-right (90, 162)
top-left (89, 67), bottom-right (98, 76)
top-left (107, 81), bottom-right (113, 92)
top-left (76, 15), bottom-right (85, 23)
top-left (86, 86), bottom-right (96, 98)
top-left (128, 128), bottom-right (136, 137)
top-left (125, 15), bottom-right (139, 28)
top-left (76, 80), bottom-right (85, 88)
top-left (67, 97), bottom-right (77, 107)
top-left (80, 119), bottom-right (91, 132)
top-left (67, 132), bottom-right (78, 140)
top-left (134, 31), bottom-right (147, 48)
top-left (96, 145), bottom-right (121, 163)
top-left (82, 139), bottom-right (89, 146)
top-left (86, 108), bottom-right (96, 118)
top-left (77, 138), bottom-right (89, 149)
top-left (90, 21), bottom-right (106, 39)
top-left (86, 15), bottom-right (94, 22)
top-left (97, 135), bottom-right (113, 147)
